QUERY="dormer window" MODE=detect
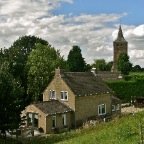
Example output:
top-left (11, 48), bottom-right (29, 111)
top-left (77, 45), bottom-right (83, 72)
top-left (49, 90), bottom-right (56, 99)
top-left (61, 91), bottom-right (68, 101)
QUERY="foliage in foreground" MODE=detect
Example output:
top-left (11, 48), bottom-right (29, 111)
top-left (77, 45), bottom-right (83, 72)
top-left (12, 112), bottom-right (144, 144)
top-left (0, 62), bottom-right (24, 143)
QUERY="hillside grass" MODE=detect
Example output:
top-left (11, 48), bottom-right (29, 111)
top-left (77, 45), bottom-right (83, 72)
top-left (11, 112), bottom-right (144, 144)
top-left (57, 113), bottom-right (143, 144)
top-left (129, 72), bottom-right (144, 76)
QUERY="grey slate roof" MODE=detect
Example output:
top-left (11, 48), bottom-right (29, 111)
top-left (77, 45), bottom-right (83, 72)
top-left (97, 71), bottom-right (122, 81)
top-left (61, 72), bottom-right (113, 96)
top-left (33, 100), bottom-right (73, 115)
top-left (112, 96), bottom-right (121, 104)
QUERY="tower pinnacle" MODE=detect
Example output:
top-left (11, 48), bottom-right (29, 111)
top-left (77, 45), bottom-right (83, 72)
top-left (115, 25), bottom-right (126, 41)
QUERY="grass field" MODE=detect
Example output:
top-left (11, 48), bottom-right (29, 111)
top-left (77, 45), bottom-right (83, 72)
top-left (130, 72), bottom-right (144, 76)
top-left (6, 111), bottom-right (143, 144)
top-left (57, 113), bottom-right (143, 144)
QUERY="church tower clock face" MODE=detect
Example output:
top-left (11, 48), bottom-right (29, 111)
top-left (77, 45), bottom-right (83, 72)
top-left (112, 25), bottom-right (128, 72)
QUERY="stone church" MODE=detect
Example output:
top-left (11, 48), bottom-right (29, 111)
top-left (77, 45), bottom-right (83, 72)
top-left (111, 25), bottom-right (128, 72)
top-left (97, 25), bottom-right (128, 81)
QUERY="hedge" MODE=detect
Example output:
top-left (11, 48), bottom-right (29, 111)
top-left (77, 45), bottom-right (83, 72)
top-left (106, 77), bottom-right (144, 102)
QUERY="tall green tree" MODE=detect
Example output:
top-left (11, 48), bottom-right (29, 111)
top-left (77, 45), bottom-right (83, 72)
top-left (4, 36), bottom-right (48, 103)
top-left (91, 59), bottom-right (107, 71)
top-left (131, 65), bottom-right (142, 72)
top-left (116, 52), bottom-right (132, 75)
top-left (26, 43), bottom-right (66, 101)
top-left (67, 45), bottom-right (86, 72)
top-left (0, 62), bottom-right (24, 140)
top-left (106, 61), bottom-right (113, 71)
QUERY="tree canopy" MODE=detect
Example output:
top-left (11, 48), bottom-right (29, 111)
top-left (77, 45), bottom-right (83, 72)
top-left (131, 65), bottom-right (142, 72)
top-left (116, 52), bottom-right (132, 75)
top-left (0, 62), bottom-right (24, 133)
top-left (2, 36), bottom-right (49, 103)
top-left (67, 45), bottom-right (87, 72)
top-left (26, 43), bottom-right (66, 101)
top-left (91, 59), bottom-right (107, 71)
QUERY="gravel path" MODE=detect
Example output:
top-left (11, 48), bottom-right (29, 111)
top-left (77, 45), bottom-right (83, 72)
top-left (121, 105), bottom-right (144, 114)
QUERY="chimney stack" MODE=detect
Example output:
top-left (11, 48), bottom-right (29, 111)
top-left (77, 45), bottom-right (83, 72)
top-left (91, 67), bottom-right (97, 76)
top-left (55, 67), bottom-right (64, 77)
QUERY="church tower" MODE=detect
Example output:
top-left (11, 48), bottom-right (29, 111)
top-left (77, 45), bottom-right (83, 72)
top-left (111, 25), bottom-right (128, 72)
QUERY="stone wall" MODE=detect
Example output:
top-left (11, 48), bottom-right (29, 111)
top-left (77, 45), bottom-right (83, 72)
top-left (24, 105), bottom-right (47, 133)
top-left (43, 76), bottom-right (75, 110)
top-left (75, 94), bottom-right (112, 127)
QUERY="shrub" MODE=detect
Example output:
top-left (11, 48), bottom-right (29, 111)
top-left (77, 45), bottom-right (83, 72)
top-left (38, 127), bottom-right (44, 133)
top-left (106, 78), bottom-right (144, 102)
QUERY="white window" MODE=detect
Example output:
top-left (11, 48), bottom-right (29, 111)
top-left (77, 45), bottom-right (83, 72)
top-left (116, 104), bottom-right (120, 110)
top-left (52, 116), bottom-right (56, 128)
top-left (112, 105), bottom-right (115, 111)
top-left (98, 104), bottom-right (106, 115)
top-left (62, 114), bottom-right (66, 126)
top-left (61, 91), bottom-right (68, 101)
top-left (34, 114), bottom-right (38, 127)
top-left (27, 113), bottom-right (32, 126)
top-left (49, 90), bottom-right (56, 99)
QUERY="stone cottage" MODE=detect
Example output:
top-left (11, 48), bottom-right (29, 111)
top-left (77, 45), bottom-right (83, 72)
top-left (23, 68), bottom-right (121, 134)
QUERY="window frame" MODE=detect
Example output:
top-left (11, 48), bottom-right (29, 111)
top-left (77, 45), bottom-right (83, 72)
top-left (98, 104), bottom-right (106, 115)
top-left (52, 116), bottom-right (56, 128)
top-left (61, 91), bottom-right (68, 101)
top-left (49, 90), bottom-right (56, 100)
top-left (112, 105), bottom-right (115, 111)
top-left (62, 114), bottom-right (66, 126)
top-left (116, 104), bottom-right (120, 110)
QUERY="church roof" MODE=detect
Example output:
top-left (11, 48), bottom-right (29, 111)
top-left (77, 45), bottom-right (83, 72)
top-left (114, 25), bottom-right (127, 42)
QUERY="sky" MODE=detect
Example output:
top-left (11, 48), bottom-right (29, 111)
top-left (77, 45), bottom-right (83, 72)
top-left (0, 0), bottom-right (144, 67)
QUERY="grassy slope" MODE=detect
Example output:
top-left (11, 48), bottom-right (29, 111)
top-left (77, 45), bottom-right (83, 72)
top-left (57, 113), bottom-right (143, 144)
top-left (20, 112), bottom-right (144, 144)
top-left (129, 72), bottom-right (144, 76)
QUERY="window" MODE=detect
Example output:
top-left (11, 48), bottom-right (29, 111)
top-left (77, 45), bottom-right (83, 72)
top-left (116, 104), bottom-right (120, 110)
top-left (61, 91), bottom-right (68, 100)
top-left (52, 116), bottom-right (56, 128)
top-left (27, 113), bottom-right (38, 127)
top-left (112, 105), bottom-right (115, 111)
top-left (62, 114), bottom-right (66, 126)
top-left (98, 104), bottom-right (106, 115)
top-left (49, 90), bottom-right (56, 99)
top-left (34, 114), bottom-right (38, 127)
top-left (27, 113), bottom-right (32, 126)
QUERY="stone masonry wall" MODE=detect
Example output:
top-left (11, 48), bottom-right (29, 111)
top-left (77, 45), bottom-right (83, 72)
top-left (24, 105), bottom-right (46, 133)
top-left (43, 76), bottom-right (75, 110)
top-left (75, 94), bottom-right (112, 127)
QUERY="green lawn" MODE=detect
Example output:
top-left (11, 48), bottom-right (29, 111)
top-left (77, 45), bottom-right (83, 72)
top-left (18, 112), bottom-right (144, 144)
top-left (129, 72), bottom-right (144, 76)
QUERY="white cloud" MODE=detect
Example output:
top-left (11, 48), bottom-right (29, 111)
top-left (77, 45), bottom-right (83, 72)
top-left (0, 1), bottom-right (144, 67)
top-left (133, 25), bottom-right (144, 37)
